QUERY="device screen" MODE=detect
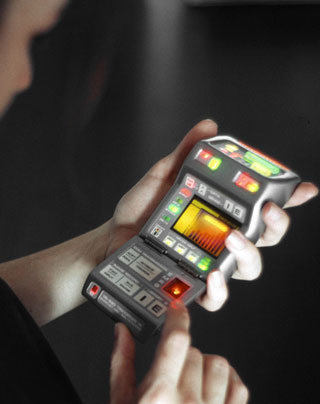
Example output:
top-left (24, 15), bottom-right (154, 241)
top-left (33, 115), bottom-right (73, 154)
top-left (173, 198), bottom-right (240, 258)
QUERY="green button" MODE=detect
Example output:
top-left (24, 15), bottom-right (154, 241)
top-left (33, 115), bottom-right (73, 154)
top-left (176, 197), bottom-right (184, 204)
top-left (163, 215), bottom-right (171, 223)
top-left (244, 151), bottom-right (280, 176)
top-left (208, 157), bottom-right (222, 171)
top-left (197, 257), bottom-right (212, 271)
top-left (168, 204), bottom-right (180, 214)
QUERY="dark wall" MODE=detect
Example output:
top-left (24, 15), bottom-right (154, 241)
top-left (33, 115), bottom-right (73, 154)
top-left (0, 1), bottom-right (319, 403)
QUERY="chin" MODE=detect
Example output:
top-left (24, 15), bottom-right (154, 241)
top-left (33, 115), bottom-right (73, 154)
top-left (0, 97), bottom-right (14, 120)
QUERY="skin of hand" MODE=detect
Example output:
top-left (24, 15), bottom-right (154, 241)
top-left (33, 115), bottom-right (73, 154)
top-left (110, 302), bottom-right (249, 404)
top-left (106, 119), bottom-right (319, 312)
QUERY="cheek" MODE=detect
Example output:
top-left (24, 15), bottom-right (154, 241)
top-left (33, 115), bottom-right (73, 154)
top-left (9, 36), bottom-right (34, 92)
top-left (0, 42), bottom-right (33, 116)
top-left (15, 48), bottom-right (33, 92)
top-left (0, 42), bottom-right (33, 94)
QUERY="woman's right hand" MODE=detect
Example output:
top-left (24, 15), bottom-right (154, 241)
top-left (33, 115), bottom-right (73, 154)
top-left (110, 302), bottom-right (249, 404)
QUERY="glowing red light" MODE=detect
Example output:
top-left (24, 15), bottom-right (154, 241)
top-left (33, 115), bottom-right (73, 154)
top-left (199, 150), bottom-right (213, 160)
top-left (162, 278), bottom-right (190, 299)
top-left (90, 285), bottom-right (99, 295)
top-left (196, 149), bottom-right (214, 165)
top-left (180, 187), bottom-right (192, 198)
top-left (235, 172), bottom-right (260, 193)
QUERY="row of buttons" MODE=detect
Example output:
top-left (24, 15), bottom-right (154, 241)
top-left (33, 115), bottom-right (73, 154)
top-left (150, 190), bottom-right (189, 237)
top-left (87, 280), bottom-right (166, 323)
top-left (216, 141), bottom-right (282, 178)
top-left (163, 235), bottom-right (212, 271)
top-left (153, 269), bottom-right (173, 288)
top-left (99, 264), bottom-right (168, 317)
top-left (195, 149), bottom-right (222, 171)
top-left (166, 192), bottom-right (189, 217)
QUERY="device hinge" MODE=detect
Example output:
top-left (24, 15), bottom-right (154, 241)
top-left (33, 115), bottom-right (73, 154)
top-left (143, 237), bottom-right (167, 255)
top-left (143, 237), bottom-right (203, 281)
top-left (177, 259), bottom-right (203, 280)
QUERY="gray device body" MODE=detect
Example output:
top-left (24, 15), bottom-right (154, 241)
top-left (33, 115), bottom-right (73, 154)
top-left (82, 135), bottom-right (301, 342)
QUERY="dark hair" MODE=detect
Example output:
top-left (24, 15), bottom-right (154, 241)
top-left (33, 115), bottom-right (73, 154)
top-left (0, 0), bottom-right (7, 25)
top-left (0, 0), bottom-right (6, 11)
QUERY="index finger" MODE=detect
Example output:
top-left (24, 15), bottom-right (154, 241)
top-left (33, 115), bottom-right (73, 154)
top-left (284, 182), bottom-right (318, 208)
top-left (148, 120), bottom-right (218, 183)
top-left (148, 301), bottom-right (191, 386)
top-left (171, 119), bottom-right (218, 167)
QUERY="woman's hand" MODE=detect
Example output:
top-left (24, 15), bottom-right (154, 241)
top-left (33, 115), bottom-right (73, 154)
top-left (110, 302), bottom-right (249, 404)
top-left (106, 119), bottom-right (318, 312)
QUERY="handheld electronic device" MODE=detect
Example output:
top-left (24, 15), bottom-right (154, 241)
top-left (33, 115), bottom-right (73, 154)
top-left (82, 135), bottom-right (301, 342)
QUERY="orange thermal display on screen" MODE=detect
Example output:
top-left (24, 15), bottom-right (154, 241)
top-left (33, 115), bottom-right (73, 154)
top-left (173, 199), bottom-right (234, 257)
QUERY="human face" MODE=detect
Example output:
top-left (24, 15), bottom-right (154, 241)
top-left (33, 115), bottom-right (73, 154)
top-left (0, 0), bottom-right (68, 117)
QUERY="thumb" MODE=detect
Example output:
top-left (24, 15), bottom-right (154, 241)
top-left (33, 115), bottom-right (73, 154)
top-left (110, 323), bottom-right (136, 404)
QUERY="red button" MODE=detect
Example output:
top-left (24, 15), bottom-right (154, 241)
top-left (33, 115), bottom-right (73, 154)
top-left (162, 278), bottom-right (190, 299)
top-left (198, 149), bottom-right (213, 161)
top-left (235, 172), bottom-right (260, 193)
top-left (195, 149), bottom-right (214, 165)
top-left (180, 187), bottom-right (192, 198)
top-left (89, 284), bottom-right (100, 296)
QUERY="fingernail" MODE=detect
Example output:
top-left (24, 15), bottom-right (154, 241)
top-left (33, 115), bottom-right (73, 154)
top-left (266, 204), bottom-right (281, 221)
top-left (227, 231), bottom-right (246, 250)
top-left (209, 271), bottom-right (227, 302)
top-left (211, 270), bottom-right (224, 288)
top-left (232, 370), bottom-right (241, 381)
top-left (170, 299), bottom-right (186, 310)
top-left (308, 185), bottom-right (319, 199)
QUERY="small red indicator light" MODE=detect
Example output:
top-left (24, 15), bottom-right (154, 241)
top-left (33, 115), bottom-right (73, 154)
top-left (162, 278), bottom-right (190, 299)
top-left (196, 149), bottom-right (214, 165)
top-left (180, 187), bottom-right (192, 198)
top-left (199, 150), bottom-right (213, 160)
top-left (90, 284), bottom-right (100, 296)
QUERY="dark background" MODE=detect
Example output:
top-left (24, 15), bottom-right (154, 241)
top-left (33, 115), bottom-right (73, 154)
top-left (0, 0), bottom-right (319, 403)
